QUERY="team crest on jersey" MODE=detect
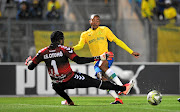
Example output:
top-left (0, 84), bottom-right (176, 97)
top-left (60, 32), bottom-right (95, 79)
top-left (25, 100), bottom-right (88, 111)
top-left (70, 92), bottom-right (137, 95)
top-left (98, 31), bottom-right (102, 35)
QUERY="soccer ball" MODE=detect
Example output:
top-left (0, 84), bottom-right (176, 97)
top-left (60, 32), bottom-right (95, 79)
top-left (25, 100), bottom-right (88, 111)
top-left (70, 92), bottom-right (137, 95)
top-left (147, 90), bottom-right (162, 105)
top-left (177, 98), bottom-right (180, 102)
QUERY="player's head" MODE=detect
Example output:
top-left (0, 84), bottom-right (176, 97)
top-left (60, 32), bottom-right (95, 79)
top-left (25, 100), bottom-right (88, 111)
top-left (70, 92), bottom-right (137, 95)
top-left (165, 0), bottom-right (172, 7)
top-left (50, 30), bottom-right (64, 45)
top-left (89, 14), bottom-right (100, 30)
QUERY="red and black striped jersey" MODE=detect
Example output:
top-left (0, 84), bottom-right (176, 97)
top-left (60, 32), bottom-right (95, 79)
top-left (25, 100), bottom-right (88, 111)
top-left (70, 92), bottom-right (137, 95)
top-left (32, 45), bottom-right (77, 83)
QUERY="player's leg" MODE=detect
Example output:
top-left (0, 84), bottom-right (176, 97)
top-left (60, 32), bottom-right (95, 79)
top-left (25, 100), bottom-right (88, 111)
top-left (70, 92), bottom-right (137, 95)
top-left (76, 72), bottom-right (134, 95)
top-left (68, 72), bottom-right (135, 103)
top-left (96, 60), bottom-right (124, 104)
top-left (65, 72), bottom-right (127, 91)
top-left (52, 83), bottom-right (74, 105)
top-left (97, 72), bottom-right (123, 104)
top-left (57, 72), bottom-right (134, 105)
top-left (99, 60), bottom-right (123, 86)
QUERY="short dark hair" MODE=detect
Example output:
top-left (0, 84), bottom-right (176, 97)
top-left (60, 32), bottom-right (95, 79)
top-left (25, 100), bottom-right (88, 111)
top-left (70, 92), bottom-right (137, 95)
top-left (90, 14), bottom-right (100, 19)
top-left (50, 31), bottom-right (64, 43)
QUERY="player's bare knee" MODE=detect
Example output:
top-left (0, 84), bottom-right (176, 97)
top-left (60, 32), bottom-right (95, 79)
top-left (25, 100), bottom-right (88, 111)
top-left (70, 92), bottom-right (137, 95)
top-left (96, 73), bottom-right (101, 79)
top-left (101, 76), bottom-right (108, 81)
top-left (97, 72), bottom-right (108, 81)
top-left (99, 66), bottom-right (108, 72)
top-left (99, 63), bottom-right (108, 71)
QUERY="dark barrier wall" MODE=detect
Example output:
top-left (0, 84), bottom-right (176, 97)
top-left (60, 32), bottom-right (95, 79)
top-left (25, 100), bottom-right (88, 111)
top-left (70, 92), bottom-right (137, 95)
top-left (0, 65), bottom-right (16, 95)
top-left (113, 65), bottom-right (179, 94)
top-left (0, 63), bottom-right (179, 95)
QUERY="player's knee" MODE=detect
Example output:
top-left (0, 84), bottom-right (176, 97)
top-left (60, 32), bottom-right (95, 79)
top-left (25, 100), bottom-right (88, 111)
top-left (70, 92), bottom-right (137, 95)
top-left (101, 76), bottom-right (108, 81)
top-left (97, 73), bottom-right (108, 81)
top-left (99, 65), bottom-right (108, 71)
top-left (96, 72), bottom-right (102, 79)
top-left (99, 61), bottom-right (108, 70)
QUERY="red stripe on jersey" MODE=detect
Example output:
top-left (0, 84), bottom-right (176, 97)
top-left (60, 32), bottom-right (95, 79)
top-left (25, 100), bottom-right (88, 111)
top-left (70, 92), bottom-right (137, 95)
top-left (32, 46), bottom-right (49, 64)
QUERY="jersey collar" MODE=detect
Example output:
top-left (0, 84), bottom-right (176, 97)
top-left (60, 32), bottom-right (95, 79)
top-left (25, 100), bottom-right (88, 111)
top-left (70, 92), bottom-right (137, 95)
top-left (89, 27), bottom-right (99, 31)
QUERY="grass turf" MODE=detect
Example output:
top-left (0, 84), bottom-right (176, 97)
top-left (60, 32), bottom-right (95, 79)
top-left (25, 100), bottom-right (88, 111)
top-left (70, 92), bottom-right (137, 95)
top-left (0, 95), bottom-right (180, 112)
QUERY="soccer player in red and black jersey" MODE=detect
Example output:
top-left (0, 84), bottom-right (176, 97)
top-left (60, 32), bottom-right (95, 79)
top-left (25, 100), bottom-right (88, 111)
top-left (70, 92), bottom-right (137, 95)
top-left (25, 31), bottom-right (134, 106)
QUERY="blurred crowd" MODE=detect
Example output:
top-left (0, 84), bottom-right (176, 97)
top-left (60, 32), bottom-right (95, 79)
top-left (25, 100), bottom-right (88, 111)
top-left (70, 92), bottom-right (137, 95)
top-left (136, 0), bottom-right (180, 24)
top-left (0, 0), bottom-right (79, 62)
top-left (0, 0), bottom-right (77, 21)
top-left (15, 0), bottom-right (64, 20)
top-left (2, 0), bottom-right (178, 22)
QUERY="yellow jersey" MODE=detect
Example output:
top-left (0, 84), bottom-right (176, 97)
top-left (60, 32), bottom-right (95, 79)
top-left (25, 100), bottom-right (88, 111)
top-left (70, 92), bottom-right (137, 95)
top-left (141, 0), bottom-right (153, 18)
top-left (148, 0), bottom-right (156, 11)
top-left (47, 1), bottom-right (61, 11)
top-left (164, 7), bottom-right (177, 20)
top-left (73, 26), bottom-right (133, 57)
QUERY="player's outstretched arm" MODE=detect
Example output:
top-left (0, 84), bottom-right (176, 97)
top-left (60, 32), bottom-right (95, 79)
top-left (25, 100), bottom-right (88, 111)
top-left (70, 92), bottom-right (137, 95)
top-left (72, 52), bottom-right (114, 64)
top-left (72, 35), bottom-right (85, 50)
top-left (25, 56), bottom-right (37, 70)
top-left (113, 37), bottom-right (133, 54)
top-left (113, 37), bottom-right (140, 58)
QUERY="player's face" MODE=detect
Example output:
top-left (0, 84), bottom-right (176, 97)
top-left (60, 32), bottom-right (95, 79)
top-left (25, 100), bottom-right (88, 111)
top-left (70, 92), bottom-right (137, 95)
top-left (89, 16), bottom-right (100, 30)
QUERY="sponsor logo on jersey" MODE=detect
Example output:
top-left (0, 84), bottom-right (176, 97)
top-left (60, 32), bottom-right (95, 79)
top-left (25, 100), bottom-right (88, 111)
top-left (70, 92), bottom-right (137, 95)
top-left (89, 37), bottom-right (104, 44)
top-left (89, 39), bottom-right (96, 44)
top-left (97, 37), bottom-right (104, 40)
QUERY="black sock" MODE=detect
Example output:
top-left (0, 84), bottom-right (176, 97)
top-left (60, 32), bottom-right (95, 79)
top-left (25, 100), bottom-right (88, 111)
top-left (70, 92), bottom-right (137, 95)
top-left (100, 81), bottom-right (126, 91)
top-left (53, 84), bottom-right (73, 103)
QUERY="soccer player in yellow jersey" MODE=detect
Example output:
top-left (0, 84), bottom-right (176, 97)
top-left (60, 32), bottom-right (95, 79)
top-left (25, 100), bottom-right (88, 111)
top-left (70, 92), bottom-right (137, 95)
top-left (73, 14), bottom-right (140, 104)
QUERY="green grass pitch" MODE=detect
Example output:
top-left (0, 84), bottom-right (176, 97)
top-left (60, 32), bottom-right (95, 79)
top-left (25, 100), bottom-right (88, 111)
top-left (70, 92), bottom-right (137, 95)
top-left (0, 95), bottom-right (180, 112)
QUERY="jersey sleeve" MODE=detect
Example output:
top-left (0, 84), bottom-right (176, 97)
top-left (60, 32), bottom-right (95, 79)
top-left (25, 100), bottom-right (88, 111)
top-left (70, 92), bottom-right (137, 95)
top-left (64, 47), bottom-right (78, 60)
top-left (113, 37), bottom-right (133, 54)
top-left (32, 50), bottom-right (44, 65)
top-left (73, 32), bottom-right (86, 50)
top-left (105, 27), bottom-right (117, 42)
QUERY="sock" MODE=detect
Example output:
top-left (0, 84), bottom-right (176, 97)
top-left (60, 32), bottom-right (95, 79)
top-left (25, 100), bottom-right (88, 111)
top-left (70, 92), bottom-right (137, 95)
top-left (99, 81), bottom-right (126, 91)
top-left (53, 85), bottom-right (73, 104)
top-left (105, 68), bottom-right (123, 86)
top-left (109, 90), bottom-right (119, 99)
top-left (59, 91), bottom-right (73, 104)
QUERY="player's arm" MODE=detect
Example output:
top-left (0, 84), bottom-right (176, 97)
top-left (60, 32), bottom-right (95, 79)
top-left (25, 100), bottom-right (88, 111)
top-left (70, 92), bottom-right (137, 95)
top-left (72, 33), bottom-right (86, 50)
top-left (113, 37), bottom-right (133, 54)
top-left (106, 27), bottom-right (140, 58)
top-left (25, 56), bottom-right (37, 70)
top-left (72, 52), bottom-right (114, 64)
top-left (113, 37), bottom-right (140, 58)
top-left (25, 50), bottom-right (43, 70)
top-left (106, 26), bottom-right (133, 54)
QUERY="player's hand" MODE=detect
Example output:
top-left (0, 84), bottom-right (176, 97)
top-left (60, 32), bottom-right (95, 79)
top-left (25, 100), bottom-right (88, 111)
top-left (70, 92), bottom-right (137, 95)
top-left (25, 56), bottom-right (32, 66)
top-left (100, 52), bottom-right (114, 60)
top-left (131, 52), bottom-right (140, 58)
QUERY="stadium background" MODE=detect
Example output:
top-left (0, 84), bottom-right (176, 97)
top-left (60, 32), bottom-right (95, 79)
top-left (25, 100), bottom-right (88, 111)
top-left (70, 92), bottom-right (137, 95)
top-left (0, 0), bottom-right (180, 95)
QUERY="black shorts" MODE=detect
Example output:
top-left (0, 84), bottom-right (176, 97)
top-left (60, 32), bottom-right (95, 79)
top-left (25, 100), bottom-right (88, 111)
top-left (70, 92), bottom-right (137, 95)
top-left (52, 72), bottom-right (101, 91)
